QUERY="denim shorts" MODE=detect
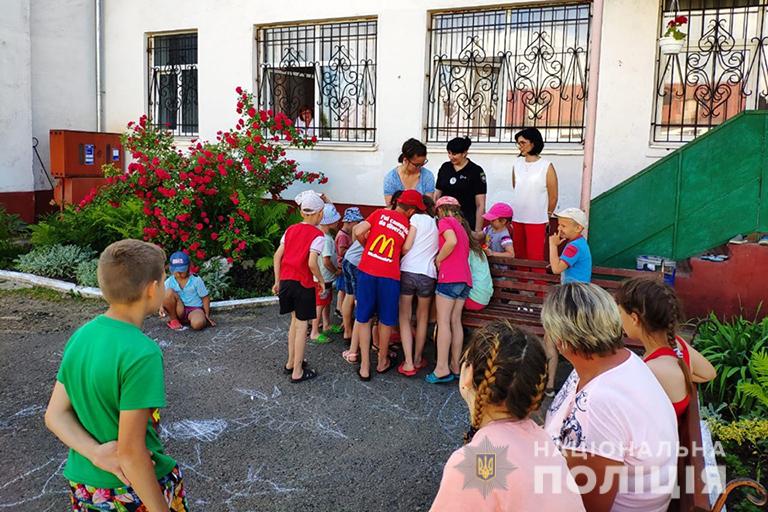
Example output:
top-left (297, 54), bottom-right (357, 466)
top-left (435, 282), bottom-right (471, 300)
top-left (342, 259), bottom-right (359, 296)
top-left (400, 271), bottom-right (436, 298)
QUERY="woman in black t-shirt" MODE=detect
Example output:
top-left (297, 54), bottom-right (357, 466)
top-left (434, 137), bottom-right (487, 231)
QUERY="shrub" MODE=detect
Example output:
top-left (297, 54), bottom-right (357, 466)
top-left (0, 205), bottom-right (27, 240)
top-left (75, 259), bottom-right (100, 288)
top-left (72, 87), bottom-right (325, 272)
top-left (30, 197), bottom-right (146, 252)
top-left (696, 312), bottom-right (768, 419)
top-left (15, 244), bottom-right (96, 281)
top-left (197, 257), bottom-right (233, 301)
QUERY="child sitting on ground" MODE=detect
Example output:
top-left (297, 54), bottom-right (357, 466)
top-left (336, 207), bottom-right (363, 339)
top-left (161, 251), bottom-right (215, 331)
top-left (480, 202), bottom-right (515, 258)
top-left (548, 207), bottom-right (592, 284)
top-left (45, 239), bottom-right (189, 511)
top-left (272, 190), bottom-right (326, 383)
top-left (310, 203), bottom-right (342, 344)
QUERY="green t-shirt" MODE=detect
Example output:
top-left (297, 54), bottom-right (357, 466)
top-left (468, 251), bottom-right (493, 305)
top-left (56, 315), bottom-right (176, 488)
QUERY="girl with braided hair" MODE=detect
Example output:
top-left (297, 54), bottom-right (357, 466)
top-left (616, 277), bottom-right (716, 417)
top-left (431, 321), bottom-right (585, 511)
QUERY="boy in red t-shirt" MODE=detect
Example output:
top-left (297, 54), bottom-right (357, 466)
top-left (272, 191), bottom-right (326, 383)
top-left (353, 189), bottom-right (425, 381)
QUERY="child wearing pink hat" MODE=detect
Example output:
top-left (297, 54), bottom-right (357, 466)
top-left (481, 202), bottom-right (515, 258)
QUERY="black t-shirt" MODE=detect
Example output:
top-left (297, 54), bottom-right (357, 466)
top-left (435, 160), bottom-right (487, 230)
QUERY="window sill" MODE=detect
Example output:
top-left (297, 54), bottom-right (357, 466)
top-left (426, 143), bottom-right (584, 157)
top-left (291, 143), bottom-right (379, 152)
top-left (646, 144), bottom-right (683, 158)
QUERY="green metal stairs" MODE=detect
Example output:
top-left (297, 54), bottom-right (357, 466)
top-left (589, 110), bottom-right (768, 268)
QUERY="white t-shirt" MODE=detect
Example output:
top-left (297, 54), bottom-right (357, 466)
top-left (511, 156), bottom-right (551, 224)
top-left (544, 351), bottom-right (679, 512)
top-left (400, 213), bottom-right (439, 279)
top-left (320, 233), bottom-right (337, 284)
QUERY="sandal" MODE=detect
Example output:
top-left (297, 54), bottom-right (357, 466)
top-left (166, 319), bottom-right (184, 331)
top-left (358, 369), bottom-right (371, 382)
top-left (397, 362), bottom-right (418, 377)
top-left (342, 350), bottom-right (359, 364)
top-left (376, 355), bottom-right (397, 374)
top-left (290, 368), bottom-right (318, 384)
top-left (325, 324), bottom-right (343, 334)
top-left (544, 387), bottom-right (555, 398)
top-left (309, 333), bottom-right (332, 345)
top-left (425, 372), bottom-right (455, 384)
top-left (283, 360), bottom-right (308, 375)
top-left (414, 358), bottom-right (429, 370)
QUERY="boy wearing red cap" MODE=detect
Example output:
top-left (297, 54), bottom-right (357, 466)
top-left (352, 189), bottom-right (424, 380)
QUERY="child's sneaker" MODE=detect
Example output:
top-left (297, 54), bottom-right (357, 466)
top-left (759, 235), bottom-right (768, 246)
top-left (729, 234), bottom-right (748, 244)
top-left (166, 319), bottom-right (184, 331)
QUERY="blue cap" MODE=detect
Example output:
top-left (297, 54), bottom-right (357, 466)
top-left (321, 203), bottom-right (341, 225)
top-left (169, 251), bottom-right (190, 272)
top-left (343, 207), bottom-right (364, 223)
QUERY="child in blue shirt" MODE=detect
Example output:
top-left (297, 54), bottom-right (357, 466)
top-left (548, 208), bottom-right (592, 283)
top-left (161, 251), bottom-right (215, 330)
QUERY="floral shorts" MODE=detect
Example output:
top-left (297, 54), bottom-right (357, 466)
top-left (68, 465), bottom-right (189, 511)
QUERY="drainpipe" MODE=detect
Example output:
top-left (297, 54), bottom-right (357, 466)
top-left (580, 0), bottom-right (605, 233)
top-left (95, 0), bottom-right (103, 131)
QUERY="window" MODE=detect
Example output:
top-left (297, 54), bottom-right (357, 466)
top-left (256, 20), bottom-right (377, 143)
top-left (426, 4), bottom-right (591, 144)
top-left (147, 33), bottom-right (198, 136)
top-left (652, 0), bottom-right (768, 142)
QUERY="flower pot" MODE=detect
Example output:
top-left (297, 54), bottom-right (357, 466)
top-left (659, 36), bottom-right (685, 55)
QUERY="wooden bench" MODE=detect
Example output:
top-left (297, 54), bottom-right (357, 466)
top-left (461, 256), bottom-right (645, 341)
top-left (460, 257), bottom-right (767, 511)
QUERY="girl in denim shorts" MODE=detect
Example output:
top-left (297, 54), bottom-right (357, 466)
top-left (427, 196), bottom-right (477, 384)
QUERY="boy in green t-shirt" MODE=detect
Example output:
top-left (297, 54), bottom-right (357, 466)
top-left (45, 239), bottom-right (188, 512)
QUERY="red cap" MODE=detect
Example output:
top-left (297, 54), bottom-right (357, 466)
top-left (397, 189), bottom-right (426, 211)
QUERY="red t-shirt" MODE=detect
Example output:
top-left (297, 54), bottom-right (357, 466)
top-left (279, 222), bottom-right (324, 288)
top-left (358, 209), bottom-right (410, 280)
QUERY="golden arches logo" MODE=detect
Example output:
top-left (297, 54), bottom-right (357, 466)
top-left (369, 234), bottom-right (395, 259)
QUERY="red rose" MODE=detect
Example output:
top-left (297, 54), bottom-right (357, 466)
top-left (236, 86), bottom-right (243, 94)
top-left (182, 197), bottom-right (192, 206)
top-left (247, 107), bottom-right (256, 117)
top-left (259, 156), bottom-right (268, 164)
top-left (311, 136), bottom-right (318, 143)
top-left (189, 242), bottom-right (200, 251)
top-left (195, 223), bottom-right (204, 230)
top-left (210, 232), bottom-right (219, 240)
top-left (196, 250), bottom-right (206, 260)
top-left (246, 144), bottom-right (255, 154)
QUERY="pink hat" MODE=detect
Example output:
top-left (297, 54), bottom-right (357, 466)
top-left (435, 196), bottom-right (460, 208)
top-left (482, 202), bottom-right (514, 221)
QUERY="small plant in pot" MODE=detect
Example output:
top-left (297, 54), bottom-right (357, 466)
top-left (660, 15), bottom-right (688, 55)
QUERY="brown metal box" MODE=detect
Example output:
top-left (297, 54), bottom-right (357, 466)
top-left (54, 177), bottom-right (109, 206)
top-left (50, 129), bottom-right (123, 177)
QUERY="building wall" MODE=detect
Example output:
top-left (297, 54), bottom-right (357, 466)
top-left (0, 0), bottom-right (34, 195)
top-left (30, 0), bottom-right (97, 188)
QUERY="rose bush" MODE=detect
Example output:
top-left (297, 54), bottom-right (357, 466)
top-left (70, 87), bottom-right (326, 271)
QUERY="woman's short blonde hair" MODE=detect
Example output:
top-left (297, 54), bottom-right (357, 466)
top-left (541, 282), bottom-right (624, 357)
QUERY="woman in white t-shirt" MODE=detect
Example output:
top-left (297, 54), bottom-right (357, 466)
top-left (398, 195), bottom-right (439, 376)
top-left (511, 127), bottom-right (559, 266)
top-left (542, 283), bottom-right (679, 512)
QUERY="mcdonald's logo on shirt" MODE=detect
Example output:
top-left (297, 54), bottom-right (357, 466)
top-left (369, 234), bottom-right (395, 259)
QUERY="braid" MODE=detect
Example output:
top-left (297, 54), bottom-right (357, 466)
top-left (466, 335), bottom-right (501, 444)
top-left (662, 285), bottom-right (694, 395)
top-left (525, 369), bottom-right (549, 417)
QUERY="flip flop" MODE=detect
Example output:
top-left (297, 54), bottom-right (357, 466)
top-left (166, 319), bottom-right (184, 331)
top-left (309, 333), bottom-right (332, 345)
top-left (290, 368), bottom-right (317, 384)
top-left (358, 369), bottom-right (371, 382)
top-left (376, 355), bottom-right (396, 374)
top-left (282, 360), bottom-right (308, 375)
top-left (425, 372), bottom-right (455, 384)
top-left (397, 362), bottom-right (418, 377)
top-left (342, 350), bottom-right (359, 364)
top-left (324, 325), bottom-right (343, 335)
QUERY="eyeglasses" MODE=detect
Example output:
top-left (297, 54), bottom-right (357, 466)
top-left (406, 158), bottom-right (429, 168)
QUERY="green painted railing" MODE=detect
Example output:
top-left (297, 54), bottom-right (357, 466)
top-left (589, 110), bottom-right (768, 268)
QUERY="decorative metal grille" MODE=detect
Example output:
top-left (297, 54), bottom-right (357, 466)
top-left (147, 33), bottom-right (198, 136)
top-left (653, 0), bottom-right (768, 142)
top-left (256, 20), bottom-right (377, 143)
top-left (426, 4), bottom-right (590, 144)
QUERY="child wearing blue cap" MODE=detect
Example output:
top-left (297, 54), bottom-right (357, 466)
top-left (161, 251), bottom-right (214, 331)
top-left (309, 203), bottom-right (342, 344)
top-left (335, 207), bottom-right (364, 340)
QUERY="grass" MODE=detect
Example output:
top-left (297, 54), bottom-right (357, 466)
top-left (0, 285), bottom-right (99, 303)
